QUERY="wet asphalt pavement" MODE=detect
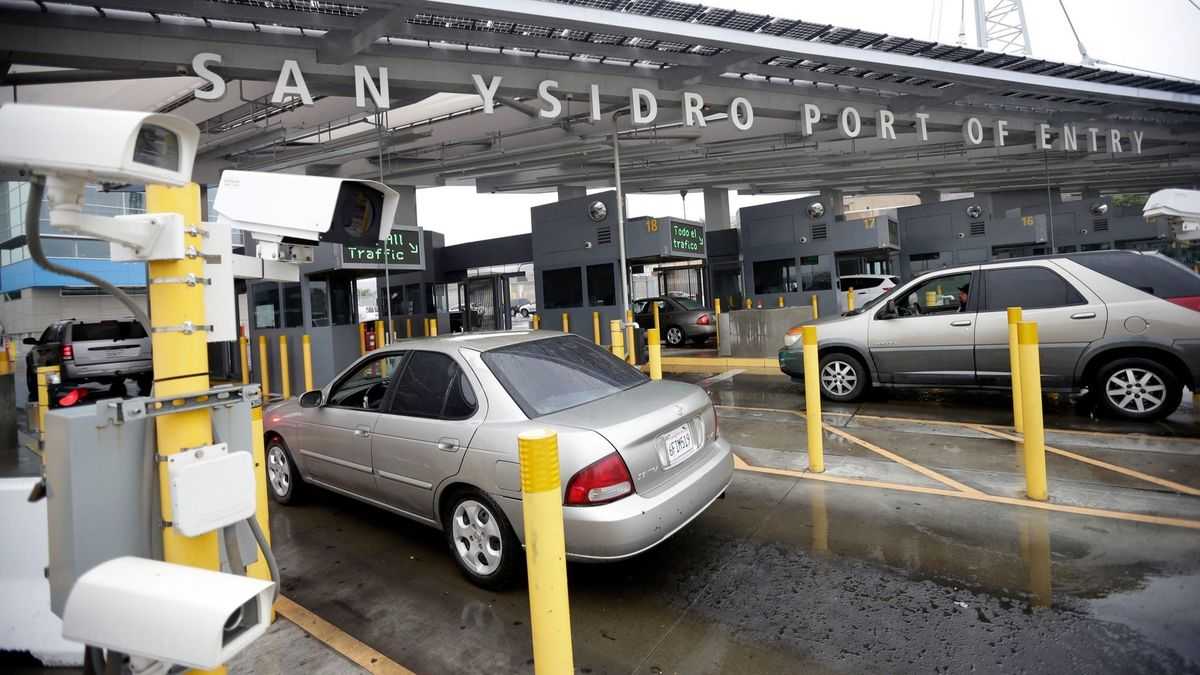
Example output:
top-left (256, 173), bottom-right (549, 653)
top-left (267, 373), bottom-right (1200, 675)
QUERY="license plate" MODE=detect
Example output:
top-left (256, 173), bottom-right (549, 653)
top-left (662, 425), bottom-right (695, 465)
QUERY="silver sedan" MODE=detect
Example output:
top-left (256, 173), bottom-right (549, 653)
top-left (263, 331), bottom-right (733, 589)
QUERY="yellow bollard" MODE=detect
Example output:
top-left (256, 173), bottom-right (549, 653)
top-left (517, 430), bottom-right (575, 675)
top-left (778, 296), bottom-right (785, 308)
top-left (925, 290), bottom-right (938, 307)
top-left (652, 300), bottom-right (661, 333)
top-left (745, 298), bottom-right (753, 309)
top-left (301, 334), bottom-right (314, 392)
top-left (610, 319), bottom-right (625, 360)
top-left (562, 312), bottom-right (569, 334)
top-left (592, 312), bottom-right (601, 345)
top-left (36, 365), bottom-right (59, 442)
top-left (1007, 307), bottom-right (1024, 433)
top-left (532, 313), bottom-right (540, 330)
top-left (406, 317), bottom-right (413, 338)
top-left (358, 322), bottom-right (367, 355)
top-left (258, 334), bottom-right (270, 399)
top-left (847, 287), bottom-right (855, 312)
top-left (1018, 321), bottom-right (1048, 501)
top-left (801, 326), bottom-right (824, 473)
top-left (429, 317), bottom-right (438, 337)
top-left (624, 310), bottom-right (636, 366)
top-left (239, 336), bottom-right (250, 385)
top-left (647, 328), bottom-right (662, 380)
top-left (374, 319), bottom-right (385, 348)
top-left (278, 335), bottom-right (291, 399)
top-left (811, 294), bottom-right (819, 320)
top-left (714, 298), bottom-right (721, 351)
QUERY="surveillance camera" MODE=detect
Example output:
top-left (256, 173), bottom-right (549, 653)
top-left (0, 103), bottom-right (198, 187)
top-left (799, 236), bottom-right (809, 244)
top-left (213, 170), bottom-right (399, 247)
top-left (62, 557), bottom-right (274, 671)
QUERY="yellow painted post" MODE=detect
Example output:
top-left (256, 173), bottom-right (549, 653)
top-left (4, 340), bottom-right (15, 373)
top-left (714, 298), bottom-right (721, 351)
top-left (778, 295), bottom-right (785, 308)
top-left (239, 336), bottom-right (250, 385)
top-left (745, 298), bottom-right (753, 309)
top-left (1007, 307), bottom-right (1024, 433)
top-left (647, 328), bottom-right (662, 380)
top-left (801, 325), bottom-right (824, 473)
top-left (147, 184), bottom-right (228, 674)
top-left (532, 314), bottom-right (540, 330)
top-left (36, 365), bottom-right (59, 441)
top-left (517, 430), bottom-right (575, 675)
top-left (592, 312), bottom-right (601, 345)
top-left (624, 310), bottom-right (635, 365)
top-left (847, 287), bottom-right (855, 312)
top-left (811, 294), bottom-right (819, 320)
top-left (278, 335), bottom-right (291, 400)
top-left (609, 320), bottom-right (625, 360)
top-left (258, 335), bottom-right (270, 400)
top-left (429, 317), bottom-right (438, 337)
top-left (925, 290), bottom-right (938, 307)
top-left (301, 335), bottom-right (314, 392)
top-left (406, 317), bottom-right (413, 338)
top-left (1018, 321), bottom-right (1048, 501)
top-left (358, 322), bottom-right (367, 355)
top-left (652, 301), bottom-right (661, 333)
top-left (561, 312), bottom-right (569, 334)
top-left (374, 319), bottom-right (385, 348)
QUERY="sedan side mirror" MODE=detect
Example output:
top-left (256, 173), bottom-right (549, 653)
top-left (23, 337), bottom-right (39, 346)
top-left (298, 390), bottom-right (323, 408)
top-left (877, 301), bottom-right (899, 320)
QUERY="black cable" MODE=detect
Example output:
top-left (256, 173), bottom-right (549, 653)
top-left (246, 516), bottom-right (280, 601)
top-left (24, 176), bottom-right (152, 337)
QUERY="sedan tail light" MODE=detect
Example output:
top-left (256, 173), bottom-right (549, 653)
top-left (61, 344), bottom-right (74, 360)
top-left (1166, 296), bottom-right (1200, 312)
top-left (564, 452), bottom-right (634, 506)
top-left (697, 314), bottom-right (712, 326)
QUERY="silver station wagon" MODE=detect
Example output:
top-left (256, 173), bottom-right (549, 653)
top-left (780, 251), bottom-right (1200, 421)
top-left (264, 332), bottom-right (733, 588)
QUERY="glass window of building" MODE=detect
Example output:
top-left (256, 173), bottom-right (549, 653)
top-left (253, 284), bottom-right (280, 329)
top-left (283, 283), bottom-right (303, 328)
top-left (586, 263), bottom-right (616, 306)
top-left (753, 258), bottom-right (797, 294)
top-left (543, 267), bottom-right (583, 309)
top-left (800, 255), bottom-right (831, 291)
top-left (309, 280), bottom-right (331, 327)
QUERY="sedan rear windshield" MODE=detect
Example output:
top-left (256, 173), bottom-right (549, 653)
top-left (1072, 252), bottom-right (1200, 299)
top-left (482, 335), bottom-right (648, 418)
top-left (71, 321), bottom-right (147, 341)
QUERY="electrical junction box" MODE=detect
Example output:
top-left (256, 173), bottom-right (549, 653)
top-left (167, 443), bottom-right (255, 537)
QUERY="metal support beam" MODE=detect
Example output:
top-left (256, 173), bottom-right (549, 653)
top-left (702, 188), bottom-right (731, 230)
top-left (318, 6), bottom-right (413, 64)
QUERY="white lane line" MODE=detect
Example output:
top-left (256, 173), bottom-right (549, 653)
top-left (698, 369), bottom-right (745, 388)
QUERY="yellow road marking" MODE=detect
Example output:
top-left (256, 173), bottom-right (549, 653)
top-left (822, 423), bottom-right (984, 495)
top-left (734, 462), bottom-right (1200, 530)
top-left (967, 423), bottom-right (1200, 497)
top-left (276, 595), bottom-right (415, 675)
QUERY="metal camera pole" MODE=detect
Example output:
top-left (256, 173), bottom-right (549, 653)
top-left (612, 111), bottom-right (631, 320)
top-left (378, 110), bottom-right (393, 341)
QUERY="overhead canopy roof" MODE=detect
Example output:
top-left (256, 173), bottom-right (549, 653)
top-left (1, 0), bottom-right (1198, 195)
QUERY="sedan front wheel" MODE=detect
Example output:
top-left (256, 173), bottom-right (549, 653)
top-left (818, 353), bottom-right (868, 402)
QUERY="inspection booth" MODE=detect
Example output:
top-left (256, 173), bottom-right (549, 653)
top-left (705, 228), bottom-right (743, 310)
top-left (244, 228), bottom-right (441, 397)
top-left (530, 191), bottom-right (708, 342)
top-left (436, 233), bottom-right (534, 333)
top-left (895, 190), bottom-right (1173, 279)
top-left (738, 196), bottom-right (900, 316)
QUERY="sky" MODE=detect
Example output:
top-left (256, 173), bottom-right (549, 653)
top-left (419, 0), bottom-right (1200, 245)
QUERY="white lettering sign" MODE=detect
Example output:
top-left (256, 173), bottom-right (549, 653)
top-left (192, 53), bottom-right (226, 101)
top-left (631, 87), bottom-right (658, 124)
top-left (471, 74), bottom-right (502, 114)
top-left (838, 106), bottom-right (861, 138)
top-left (962, 117), bottom-right (984, 146)
top-left (537, 79), bottom-right (562, 119)
top-left (271, 59), bottom-right (313, 105)
top-left (354, 65), bottom-right (389, 109)
top-left (729, 97), bottom-right (754, 131)
top-left (682, 92), bottom-right (706, 127)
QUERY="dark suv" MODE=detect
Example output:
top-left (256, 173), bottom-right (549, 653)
top-left (24, 319), bottom-right (152, 400)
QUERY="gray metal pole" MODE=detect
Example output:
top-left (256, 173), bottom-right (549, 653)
top-left (377, 110), bottom-right (393, 339)
top-left (612, 125), bottom-right (631, 319)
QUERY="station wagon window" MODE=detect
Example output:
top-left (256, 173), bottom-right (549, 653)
top-left (542, 267), bottom-right (582, 309)
top-left (800, 256), bottom-right (832, 291)
top-left (388, 351), bottom-right (477, 420)
top-left (753, 258), bottom-right (796, 294)
top-left (586, 263), bottom-right (616, 306)
top-left (983, 267), bottom-right (1085, 312)
top-left (888, 272), bottom-right (974, 317)
top-left (327, 353), bottom-right (406, 411)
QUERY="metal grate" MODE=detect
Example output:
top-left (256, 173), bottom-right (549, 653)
top-left (1093, 218), bottom-right (1109, 232)
top-left (969, 221), bottom-right (986, 236)
top-left (811, 224), bottom-right (828, 240)
top-left (596, 227), bottom-right (612, 245)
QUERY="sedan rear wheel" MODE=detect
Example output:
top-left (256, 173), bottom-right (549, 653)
top-left (445, 492), bottom-right (520, 589)
top-left (665, 326), bottom-right (685, 347)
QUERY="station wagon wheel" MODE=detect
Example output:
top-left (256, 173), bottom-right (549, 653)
top-left (1095, 357), bottom-right (1181, 422)
top-left (665, 326), bottom-right (685, 347)
top-left (444, 491), bottom-right (520, 590)
top-left (816, 353), bottom-right (868, 402)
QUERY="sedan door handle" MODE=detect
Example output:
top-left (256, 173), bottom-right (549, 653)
top-left (353, 426), bottom-right (371, 438)
top-left (436, 438), bottom-right (460, 452)
top-left (950, 320), bottom-right (972, 327)
top-left (1070, 312), bottom-right (1097, 320)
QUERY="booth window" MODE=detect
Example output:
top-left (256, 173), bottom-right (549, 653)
top-left (800, 256), bottom-right (831, 291)
top-left (753, 258), bottom-right (797, 294)
top-left (909, 251), bottom-right (942, 275)
top-left (309, 280), bottom-right (330, 327)
top-left (543, 267), bottom-right (583, 309)
top-left (586, 263), bottom-right (616, 306)
top-left (252, 284), bottom-right (280, 329)
top-left (282, 283), bottom-right (303, 328)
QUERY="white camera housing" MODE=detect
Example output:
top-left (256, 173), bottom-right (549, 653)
top-left (0, 103), bottom-right (198, 187)
top-left (62, 557), bottom-right (274, 671)
top-left (213, 171), bottom-right (399, 250)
